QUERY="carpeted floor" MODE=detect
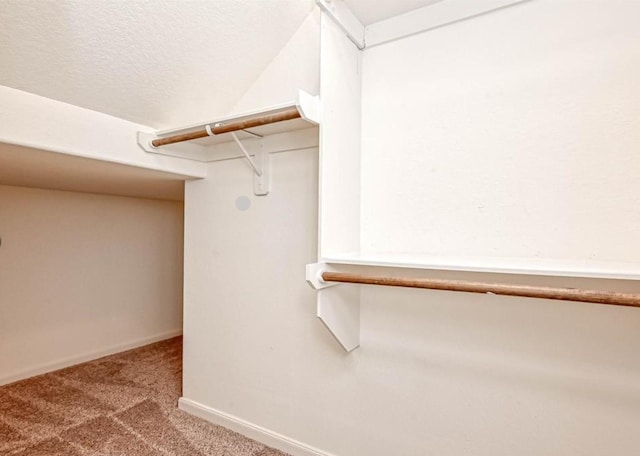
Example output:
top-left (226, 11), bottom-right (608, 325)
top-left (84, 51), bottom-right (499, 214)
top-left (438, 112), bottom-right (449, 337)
top-left (0, 337), bottom-right (288, 456)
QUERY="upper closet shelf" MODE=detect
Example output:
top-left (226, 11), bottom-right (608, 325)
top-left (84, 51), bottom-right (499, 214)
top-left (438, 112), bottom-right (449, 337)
top-left (137, 90), bottom-right (319, 163)
top-left (321, 253), bottom-right (640, 281)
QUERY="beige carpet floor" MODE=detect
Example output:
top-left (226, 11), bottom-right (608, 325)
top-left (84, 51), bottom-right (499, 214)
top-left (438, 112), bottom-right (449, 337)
top-left (0, 337), bottom-right (288, 456)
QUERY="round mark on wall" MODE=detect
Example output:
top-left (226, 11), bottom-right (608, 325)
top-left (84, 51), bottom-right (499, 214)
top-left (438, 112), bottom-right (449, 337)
top-left (235, 195), bottom-right (251, 211)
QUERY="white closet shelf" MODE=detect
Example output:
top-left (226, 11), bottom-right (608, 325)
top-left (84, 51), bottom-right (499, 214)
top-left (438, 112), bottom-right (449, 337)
top-left (137, 90), bottom-right (319, 163)
top-left (0, 142), bottom-right (189, 201)
top-left (319, 253), bottom-right (640, 281)
top-left (307, 255), bottom-right (640, 352)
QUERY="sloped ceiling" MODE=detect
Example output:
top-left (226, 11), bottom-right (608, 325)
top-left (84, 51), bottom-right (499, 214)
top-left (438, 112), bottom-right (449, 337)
top-left (0, 0), bottom-right (314, 129)
top-left (345, 0), bottom-right (444, 26)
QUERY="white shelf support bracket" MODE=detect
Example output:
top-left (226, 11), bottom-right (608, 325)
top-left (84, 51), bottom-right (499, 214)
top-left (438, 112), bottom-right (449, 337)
top-left (230, 132), bottom-right (270, 196)
top-left (306, 262), bottom-right (339, 290)
top-left (296, 90), bottom-right (320, 125)
top-left (306, 262), bottom-right (360, 352)
top-left (230, 132), bottom-right (261, 176)
top-left (253, 141), bottom-right (270, 196)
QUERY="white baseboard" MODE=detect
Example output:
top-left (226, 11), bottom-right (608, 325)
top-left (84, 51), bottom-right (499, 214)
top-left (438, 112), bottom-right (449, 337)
top-left (0, 329), bottom-right (183, 386)
top-left (178, 397), bottom-right (337, 456)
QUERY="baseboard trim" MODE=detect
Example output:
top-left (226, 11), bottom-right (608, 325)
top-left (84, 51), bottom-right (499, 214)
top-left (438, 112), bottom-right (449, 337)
top-left (0, 329), bottom-right (183, 386)
top-left (178, 397), bottom-right (336, 456)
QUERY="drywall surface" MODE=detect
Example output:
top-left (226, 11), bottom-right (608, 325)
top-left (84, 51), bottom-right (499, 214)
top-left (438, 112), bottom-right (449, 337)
top-left (181, 147), bottom-right (640, 455)
top-left (182, 145), bottom-right (337, 454)
top-left (232, 10), bottom-right (320, 114)
top-left (346, 0), bottom-right (443, 26)
top-left (0, 0), bottom-right (314, 127)
top-left (0, 142), bottom-right (185, 201)
top-left (0, 185), bottom-right (184, 384)
top-left (357, 270), bottom-right (640, 455)
top-left (183, 2), bottom-right (640, 455)
top-left (360, 0), bottom-right (640, 270)
top-left (0, 86), bottom-right (205, 178)
top-left (318, 13), bottom-right (362, 258)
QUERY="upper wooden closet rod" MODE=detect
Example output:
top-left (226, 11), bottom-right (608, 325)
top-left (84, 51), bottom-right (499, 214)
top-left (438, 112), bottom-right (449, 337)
top-left (322, 272), bottom-right (640, 308)
top-left (151, 108), bottom-right (302, 148)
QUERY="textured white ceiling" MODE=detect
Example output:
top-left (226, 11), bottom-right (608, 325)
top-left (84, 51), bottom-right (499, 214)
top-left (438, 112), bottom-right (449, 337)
top-left (345, 0), bottom-right (445, 25)
top-left (0, 0), bottom-right (314, 128)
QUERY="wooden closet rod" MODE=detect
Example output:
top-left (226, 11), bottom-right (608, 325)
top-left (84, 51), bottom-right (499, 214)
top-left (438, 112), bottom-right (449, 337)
top-left (322, 272), bottom-right (640, 308)
top-left (151, 108), bottom-right (302, 147)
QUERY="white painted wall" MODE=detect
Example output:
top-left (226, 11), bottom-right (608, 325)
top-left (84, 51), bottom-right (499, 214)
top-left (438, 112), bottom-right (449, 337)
top-left (182, 144), bottom-right (335, 455)
top-left (358, 267), bottom-right (640, 455)
top-left (182, 1), bottom-right (640, 455)
top-left (318, 14), bottom-right (361, 258)
top-left (345, 0), bottom-right (444, 26)
top-left (231, 10), bottom-right (320, 115)
top-left (0, 184), bottom-right (184, 385)
top-left (181, 146), bottom-right (640, 456)
top-left (360, 0), bottom-right (640, 272)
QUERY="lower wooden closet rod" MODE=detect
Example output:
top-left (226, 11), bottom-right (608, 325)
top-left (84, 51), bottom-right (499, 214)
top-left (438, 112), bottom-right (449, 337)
top-left (151, 108), bottom-right (302, 147)
top-left (321, 272), bottom-right (640, 308)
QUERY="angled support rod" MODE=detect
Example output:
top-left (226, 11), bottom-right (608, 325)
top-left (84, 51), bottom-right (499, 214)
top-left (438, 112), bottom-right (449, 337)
top-left (321, 272), bottom-right (640, 308)
top-left (150, 108), bottom-right (301, 148)
top-left (230, 132), bottom-right (261, 176)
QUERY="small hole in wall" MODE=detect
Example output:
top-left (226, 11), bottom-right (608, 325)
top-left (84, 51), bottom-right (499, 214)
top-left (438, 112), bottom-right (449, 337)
top-left (235, 196), bottom-right (251, 211)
